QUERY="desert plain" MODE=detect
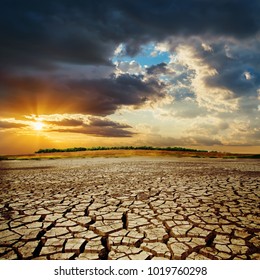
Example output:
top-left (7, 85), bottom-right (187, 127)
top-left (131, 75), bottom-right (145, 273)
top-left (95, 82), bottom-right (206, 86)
top-left (0, 156), bottom-right (259, 260)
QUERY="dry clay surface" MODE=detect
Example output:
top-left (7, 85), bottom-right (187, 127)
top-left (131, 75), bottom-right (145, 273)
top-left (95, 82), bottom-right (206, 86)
top-left (0, 157), bottom-right (259, 260)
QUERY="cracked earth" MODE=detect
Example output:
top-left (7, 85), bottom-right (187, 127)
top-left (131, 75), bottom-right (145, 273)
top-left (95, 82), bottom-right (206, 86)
top-left (0, 157), bottom-right (259, 260)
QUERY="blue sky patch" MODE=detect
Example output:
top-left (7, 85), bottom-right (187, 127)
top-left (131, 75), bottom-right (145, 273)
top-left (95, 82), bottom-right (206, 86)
top-left (112, 43), bottom-right (170, 67)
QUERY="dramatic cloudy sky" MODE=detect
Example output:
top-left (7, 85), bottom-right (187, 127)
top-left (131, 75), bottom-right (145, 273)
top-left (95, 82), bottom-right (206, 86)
top-left (1, 0), bottom-right (260, 154)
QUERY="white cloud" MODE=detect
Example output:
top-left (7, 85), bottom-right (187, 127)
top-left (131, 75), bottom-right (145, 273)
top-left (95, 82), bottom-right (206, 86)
top-left (114, 60), bottom-right (144, 75)
top-left (201, 43), bottom-right (213, 52)
top-left (175, 44), bottom-right (238, 112)
top-left (152, 41), bottom-right (172, 55)
top-left (114, 43), bottom-right (124, 56)
top-left (244, 71), bottom-right (253, 80)
top-left (224, 44), bottom-right (236, 59)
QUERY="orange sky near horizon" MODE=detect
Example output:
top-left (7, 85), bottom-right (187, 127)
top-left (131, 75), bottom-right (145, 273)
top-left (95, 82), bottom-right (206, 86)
top-left (0, 116), bottom-right (259, 155)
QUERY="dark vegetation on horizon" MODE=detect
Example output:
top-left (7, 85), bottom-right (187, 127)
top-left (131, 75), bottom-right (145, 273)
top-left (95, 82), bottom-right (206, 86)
top-left (35, 146), bottom-right (208, 153)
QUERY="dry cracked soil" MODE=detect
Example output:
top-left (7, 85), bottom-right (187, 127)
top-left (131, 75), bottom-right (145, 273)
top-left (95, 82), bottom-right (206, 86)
top-left (0, 157), bottom-right (259, 260)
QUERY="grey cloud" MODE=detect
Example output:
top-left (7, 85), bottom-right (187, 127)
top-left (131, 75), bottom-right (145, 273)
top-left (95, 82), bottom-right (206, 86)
top-left (61, 74), bottom-right (166, 115)
top-left (45, 119), bottom-right (84, 127)
top-left (88, 117), bottom-right (131, 129)
top-left (250, 130), bottom-right (260, 143)
top-left (172, 100), bottom-right (208, 118)
top-left (170, 71), bottom-right (196, 87)
top-left (217, 121), bottom-right (229, 130)
top-left (192, 136), bottom-right (223, 146)
top-left (203, 43), bottom-right (260, 98)
top-left (139, 133), bottom-right (223, 147)
top-left (168, 37), bottom-right (260, 116)
top-left (0, 73), bottom-right (166, 116)
top-left (49, 117), bottom-right (134, 137)
top-left (53, 127), bottom-right (134, 137)
top-left (146, 63), bottom-right (168, 75)
top-left (139, 133), bottom-right (194, 147)
top-left (182, 39), bottom-right (260, 101)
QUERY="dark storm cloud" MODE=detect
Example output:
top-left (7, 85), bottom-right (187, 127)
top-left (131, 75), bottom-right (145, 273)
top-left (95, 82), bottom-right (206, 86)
top-left (63, 73), bottom-right (166, 115)
top-left (1, 0), bottom-right (259, 71)
top-left (206, 67), bottom-right (260, 96)
top-left (0, 0), bottom-right (116, 69)
top-left (50, 117), bottom-right (134, 137)
top-left (0, 73), bottom-right (165, 116)
top-left (200, 41), bottom-right (260, 98)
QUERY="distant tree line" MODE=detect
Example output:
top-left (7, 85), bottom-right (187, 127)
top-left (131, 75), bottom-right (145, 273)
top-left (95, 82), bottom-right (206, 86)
top-left (35, 146), bottom-right (208, 153)
top-left (36, 147), bottom-right (87, 153)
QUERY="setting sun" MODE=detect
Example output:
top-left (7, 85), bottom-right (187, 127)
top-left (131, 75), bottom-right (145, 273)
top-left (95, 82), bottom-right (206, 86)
top-left (32, 121), bottom-right (44, 131)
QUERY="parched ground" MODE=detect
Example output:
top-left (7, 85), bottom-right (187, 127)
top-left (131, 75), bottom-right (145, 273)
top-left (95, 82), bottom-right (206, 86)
top-left (0, 157), bottom-right (259, 260)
